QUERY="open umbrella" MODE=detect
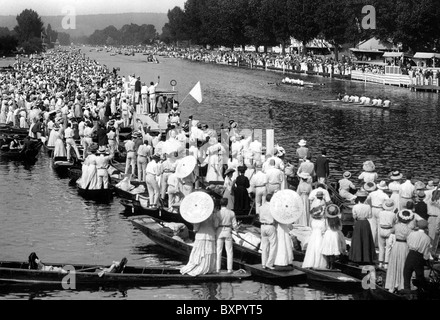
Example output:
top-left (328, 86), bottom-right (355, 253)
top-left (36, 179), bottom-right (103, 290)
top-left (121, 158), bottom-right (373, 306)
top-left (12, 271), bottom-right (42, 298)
top-left (270, 189), bottom-right (303, 224)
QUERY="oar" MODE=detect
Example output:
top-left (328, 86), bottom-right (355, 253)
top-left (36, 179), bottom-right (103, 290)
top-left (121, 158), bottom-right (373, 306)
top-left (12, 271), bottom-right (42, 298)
top-left (232, 230), bottom-right (261, 252)
top-left (77, 266), bottom-right (104, 272)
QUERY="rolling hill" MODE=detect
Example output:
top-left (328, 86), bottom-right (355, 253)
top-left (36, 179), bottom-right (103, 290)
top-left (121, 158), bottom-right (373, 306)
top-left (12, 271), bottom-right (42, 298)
top-left (0, 12), bottom-right (169, 38)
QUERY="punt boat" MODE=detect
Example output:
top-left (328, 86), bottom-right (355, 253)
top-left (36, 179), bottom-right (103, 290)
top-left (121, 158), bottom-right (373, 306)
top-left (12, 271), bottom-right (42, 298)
top-left (0, 260), bottom-right (250, 286)
top-left (129, 216), bottom-right (307, 284)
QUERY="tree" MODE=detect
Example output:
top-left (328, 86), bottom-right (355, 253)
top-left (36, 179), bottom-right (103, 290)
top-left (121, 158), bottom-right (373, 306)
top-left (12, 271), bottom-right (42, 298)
top-left (46, 24), bottom-right (58, 44)
top-left (286, 0), bottom-right (320, 54)
top-left (58, 32), bottom-right (71, 46)
top-left (161, 6), bottom-right (189, 45)
top-left (315, 0), bottom-right (361, 61)
top-left (14, 9), bottom-right (44, 43)
top-left (0, 35), bottom-right (19, 55)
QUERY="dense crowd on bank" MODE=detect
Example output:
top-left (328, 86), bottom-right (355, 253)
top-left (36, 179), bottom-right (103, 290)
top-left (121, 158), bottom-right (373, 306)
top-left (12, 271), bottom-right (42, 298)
top-left (0, 47), bottom-right (438, 294)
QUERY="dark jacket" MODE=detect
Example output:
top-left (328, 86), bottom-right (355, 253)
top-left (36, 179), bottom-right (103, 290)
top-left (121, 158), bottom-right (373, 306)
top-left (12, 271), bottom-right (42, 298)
top-left (315, 155), bottom-right (330, 178)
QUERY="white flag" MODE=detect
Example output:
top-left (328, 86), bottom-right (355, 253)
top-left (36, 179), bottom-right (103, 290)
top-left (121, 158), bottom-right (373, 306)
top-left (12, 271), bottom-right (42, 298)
top-left (189, 81), bottom-right (202, 103)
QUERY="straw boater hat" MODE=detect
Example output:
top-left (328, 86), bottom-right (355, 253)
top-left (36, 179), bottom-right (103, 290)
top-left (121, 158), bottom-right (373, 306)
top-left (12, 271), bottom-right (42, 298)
top-left (175, 156), bottom-right (197, 178)
top-left (363, 161), bottom-right (375, 172)
top-left (325, 204), bottom-right (341, 219)
top-left (343, 171), bottom-right (351, 179)
top-left (397, 210), bottom-right (414, 223)
top-left (390, 171), bottom-right (403, 180)
top-left (298, 172), bottom-right (311, 180)
top-left (417, 190), bottom-right (426, 199)
top-left (382, 199), bottom-right (395, 211)
top-left (364, 182), bottom-right (377, 192)
top-left (376, 181), bottom-right (388, 190)
top-left (269, 189), bottom-right (303, 224)
top-left (355, 190), bottom-right (369, 198)
top-left (180, 191), bottom-right (214, 224)
top-left (414, 181), bottom-right (426, 190)
top-left (310, 205), bottom-right (325, 219)
top-left (224, 168), bottom-right (235, 176)
top-left (298, 139), bottom-right (307, 147)
top-left (426, 180), bottom-right (435, 190)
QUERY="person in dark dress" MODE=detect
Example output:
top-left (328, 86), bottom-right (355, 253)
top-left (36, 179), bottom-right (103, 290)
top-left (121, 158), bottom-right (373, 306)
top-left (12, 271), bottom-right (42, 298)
top-left (414, 191), bottom-right (429, 221)
top-left (96, 121), bottom-right (109, 150)
top-left (233, 166), bottom-right (250, 215)
top-left (314, 149), bottom-right (330, 184)
top-left (349, 190), bottom-right (377, 265)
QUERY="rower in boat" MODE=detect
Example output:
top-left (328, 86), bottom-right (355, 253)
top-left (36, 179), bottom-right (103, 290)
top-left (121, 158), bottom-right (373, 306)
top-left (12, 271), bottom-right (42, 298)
top-left (28, 252), bottom-right (68, 273)
top-left (342, 93), bottom-right (350, 103)
top-left (9, 135), bottom-right (21, 150)
top-left (349, 95), bottom-right (360, 103)
top-left (383, 97), bottom-right (391, 108)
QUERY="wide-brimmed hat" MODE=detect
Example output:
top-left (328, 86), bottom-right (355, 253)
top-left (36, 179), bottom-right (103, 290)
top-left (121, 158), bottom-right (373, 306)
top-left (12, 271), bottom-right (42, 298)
top-left (397, 210), bottom-right (414, 223)
top-left (298, 172), bottom-right (311, 180)
top-left (382, 199), bottom-right (395, 211)
top-left (355, 190), bottom-right (369, 198)
top-left (269, 189), bottom-right (303, 224)
top-left (363, 161), bottom-right (375, 172)
top-left (414, 181), bottom-right (426, 190)
top-left (180, 191), bottom-right (214, 224)
top-left (417, 190), bottom-right (426, 199)
top-left (298, 139), bottom-right (307, 147)
top-left (364, 182), bottom-right (377, 192)
top-left (376, 181), bottom-right (388, 190)
top-left (176, 156), bottom-right (197, 178)
top-left (151, 153), bottom-right (161, 161)
top-left (310, 205), bottom-right (325, 219)
top-left (89, 144), bottom-right (99, 153)
top-left (237, 166), bottom-right (246, 173)
top-left (343, 171), bottom-right (351, 179)
top-left (390, 171), bottom-right (403, 180)
top-left (325, 204), bottom-right (341, 219)
top-left (224, 168), bottom-right (235, 176)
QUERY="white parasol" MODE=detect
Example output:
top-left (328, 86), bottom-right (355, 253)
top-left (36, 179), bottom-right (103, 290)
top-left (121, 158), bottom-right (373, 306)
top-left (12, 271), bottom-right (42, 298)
top-left (180, 191), bottom-right (214, 224)
top-left (270, 189), bottom-right (304, 224)
top-left (175, 156), bottom-right (197, 178)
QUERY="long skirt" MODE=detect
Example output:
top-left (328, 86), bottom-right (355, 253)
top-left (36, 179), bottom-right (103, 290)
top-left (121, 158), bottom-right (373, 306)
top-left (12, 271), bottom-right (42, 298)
top-left (302, 219), bottom-right (327, 269)
top-left (82, 164), bottom-right (98, 190)
top-left (274, 224), bottom-right (294, 266)
top-left (385, 242), bottom-right (409, 292)
top-left (296, 193), bottom-right (310, 226)
top-left (321, 229), bottom-right (345, 256)
top-left (53, 139), bottom-right (66, 157)
top-left (180, 239), bottom-right (216, 276)
top-left (349, 219), bottom-right (376, 264)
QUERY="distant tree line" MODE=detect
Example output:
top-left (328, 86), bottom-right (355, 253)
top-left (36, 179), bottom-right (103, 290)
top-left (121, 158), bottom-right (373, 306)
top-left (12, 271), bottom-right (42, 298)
top-left (0, 9), bottom-right (71, 55)
top-left (87, 23), bottom-right (159, 46)
top-left (159, 0), bottom-right (440, 57)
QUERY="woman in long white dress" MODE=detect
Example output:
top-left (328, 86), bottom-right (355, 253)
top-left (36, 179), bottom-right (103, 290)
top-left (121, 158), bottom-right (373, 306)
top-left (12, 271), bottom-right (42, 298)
top-left (302, 206), bottom-right (327, 269)
top-left (274, 222), bottom-right (294, 266)
top-left (296, 173), bottom-right (312, 226)
top-left (205, 137), bottom-right (225, 183)
top-left (0, 101), bottom-right (7, 124)
top-left (80, 145), bottom-right (99, 190)
top-left (53, 131), bottom-right (67, 158)
top-left (223, 168), bottom-right (235, 210)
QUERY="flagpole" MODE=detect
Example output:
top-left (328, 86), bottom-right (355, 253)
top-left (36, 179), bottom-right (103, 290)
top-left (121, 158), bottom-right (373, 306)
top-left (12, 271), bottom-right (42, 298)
top-left (179, 92), bottom-right (191, 105)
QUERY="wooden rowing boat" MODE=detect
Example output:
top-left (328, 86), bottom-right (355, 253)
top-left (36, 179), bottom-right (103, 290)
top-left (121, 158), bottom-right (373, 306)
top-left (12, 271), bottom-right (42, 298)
top-left (332, 261), bottom-right (409, 300)
top-left (0, 260), bottom-right (250, 286)
top-left (52, 156), bottom-right (76, 176)
top-left (129, 216), bottom-right (306, 284)
top-left (77, 183), bottom-right (114, 202)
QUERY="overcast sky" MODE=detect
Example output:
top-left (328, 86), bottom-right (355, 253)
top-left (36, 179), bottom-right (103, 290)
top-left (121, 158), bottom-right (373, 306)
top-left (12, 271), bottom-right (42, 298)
top-left (1, 0), bottom-right (187, 15)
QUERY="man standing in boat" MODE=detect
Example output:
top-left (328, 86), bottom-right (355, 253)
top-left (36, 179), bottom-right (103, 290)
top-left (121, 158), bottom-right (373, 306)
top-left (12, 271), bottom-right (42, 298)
top-left (148, 76), bottom-right (160, 115)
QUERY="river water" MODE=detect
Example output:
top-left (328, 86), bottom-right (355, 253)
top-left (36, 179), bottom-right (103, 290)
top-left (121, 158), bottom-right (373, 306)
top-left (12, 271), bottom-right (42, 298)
top-left (0, 47), bottom-right (439, 300)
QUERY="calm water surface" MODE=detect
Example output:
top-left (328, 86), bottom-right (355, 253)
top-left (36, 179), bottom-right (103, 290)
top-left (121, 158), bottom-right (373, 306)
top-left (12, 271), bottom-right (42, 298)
top-left (0, 48), bottom-right (439, 300)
